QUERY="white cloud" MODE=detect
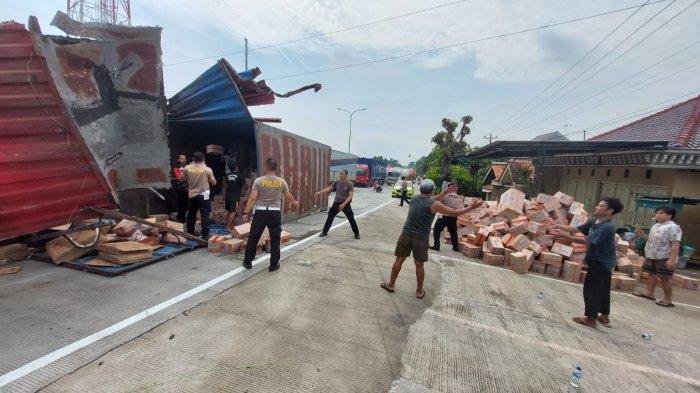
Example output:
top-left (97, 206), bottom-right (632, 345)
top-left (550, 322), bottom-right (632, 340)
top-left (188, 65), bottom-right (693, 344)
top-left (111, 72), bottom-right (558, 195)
top-left (148, 0), bottom-right (700, 83)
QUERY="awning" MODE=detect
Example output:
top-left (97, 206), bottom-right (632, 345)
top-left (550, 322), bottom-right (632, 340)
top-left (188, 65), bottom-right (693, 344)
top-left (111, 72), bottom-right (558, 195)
top-left (465, 140), bottom-right (669, 159)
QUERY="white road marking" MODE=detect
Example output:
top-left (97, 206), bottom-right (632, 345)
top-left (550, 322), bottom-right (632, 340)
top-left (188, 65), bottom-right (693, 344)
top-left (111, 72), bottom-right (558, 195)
top-left (0, 199), bottom-right (396, 387)
top-left (434, 254), bottom-right (700, 311)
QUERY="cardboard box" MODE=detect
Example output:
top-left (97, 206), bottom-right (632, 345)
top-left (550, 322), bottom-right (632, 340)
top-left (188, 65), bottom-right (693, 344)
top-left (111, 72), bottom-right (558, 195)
top-left (672, 274), bottom-right (699, 290)
top-left (527, 241), bottom-right (543, 255)
top-left (527, 221), bottom-right (547, 235)
top-left (568, 252), bottom-right (585, 263)
top-left (543, 199), bottom-right (562, 212)
top-left (568, 201), bottom-right (586, 215)
top-left (531, 261), bottom-right (547, 274)
top-left (616, 256), bottom-right (633, 275)
top-left (461, 243), bottom-right (482, 258)
top-left (496, 188), bottom-right (526, 220)
top-left (504, 248), bottom-right (514, 267)
top-left (534, 235), bottom-right (554, 247)
top-left (551, 242), bottom-right (574, 258)
top-left (508, 222), bottom-right (529, 235)
top-left (0, 243), bottom-right (29, 264)
top-left (561, 261), bottom-right (582, 282)
top-left (509, 234), bottom-right (530, 251)
top-left (569, 214), bottom-right (588, 228)
top-left (483, 252), bottom-right (505, 266)
top-left (579, 270), bottom-right (588, 283)
top-left (221, 238), bottom-right (244, 253)
top-left (553, 191), bottom-right (574, 206)
top-left (545, 264), bottom-right (562, 277)
top-left (616, 240), bottom-right (629, 254)
top-left (232, 223), bottom-right (251, 239)
top-left (536, 193), bottom-right (555, 204)
top-left (538, 251), bottom-right (562, 265)
top-left (617, 276), bottom-right (637, 291)
top-left (572, 243), bottom-right (587, 254)
top-left (526, 209), bottom-right (549, 223)
top-left (281, 230), bottom-right (292, 243)
top-left (475, 227), bottom-right (490, 246)
top-left (486, 237), bottom-right (505, 255)
top-left (550, 208), bottom-right (569, 220)
top-left (500, 233), bottom-right (514, 247)
top-left (466, 233), bottom-right (478, 244)
top-left (511, 251), bottom-right (532, 273)
top-left (208, 235), bottom-right (232, 253)
top-left (206, 144), bottom-right (224, 154)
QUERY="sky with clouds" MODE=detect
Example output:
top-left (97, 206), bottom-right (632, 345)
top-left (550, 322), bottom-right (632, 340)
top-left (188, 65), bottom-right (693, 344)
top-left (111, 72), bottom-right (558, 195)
top-left (2, 0), bottom-right (699, 165)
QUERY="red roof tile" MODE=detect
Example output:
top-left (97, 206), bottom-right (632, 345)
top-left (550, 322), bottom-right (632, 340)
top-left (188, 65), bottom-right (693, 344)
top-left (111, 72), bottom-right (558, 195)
top-left (590, 95), bottom-right (700, 149)
top-left (491, 163), bottom-right (507, 181)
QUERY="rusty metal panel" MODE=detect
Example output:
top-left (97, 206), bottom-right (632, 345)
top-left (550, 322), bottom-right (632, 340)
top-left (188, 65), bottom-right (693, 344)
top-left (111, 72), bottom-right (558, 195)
top-left (0, 20), bottom-right (114, 241)
top-left (31, 12), bottom-right (170, 205)
top-left (255, 122), bottom-right (330, 222)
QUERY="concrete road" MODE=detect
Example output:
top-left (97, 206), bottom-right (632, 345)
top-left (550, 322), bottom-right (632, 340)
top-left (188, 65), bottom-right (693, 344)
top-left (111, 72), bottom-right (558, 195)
top-left (2, 187), bottom-right (699, 392)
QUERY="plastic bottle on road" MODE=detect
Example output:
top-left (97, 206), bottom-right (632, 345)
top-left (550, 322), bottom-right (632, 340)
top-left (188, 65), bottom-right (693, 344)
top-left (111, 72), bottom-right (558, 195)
top-left (642, 333), bottom-right (653, 341)
top-left (570, 366), bottom-right (582, 388)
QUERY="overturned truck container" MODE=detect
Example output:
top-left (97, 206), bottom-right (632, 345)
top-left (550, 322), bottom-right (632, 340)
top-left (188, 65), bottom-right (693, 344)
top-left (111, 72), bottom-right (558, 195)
top-left (167, 59), bottom-right (329, 222)
top-left (0, 13), bottom-right (328, 241)
top-left (0, 13), bottom-right (170, 241)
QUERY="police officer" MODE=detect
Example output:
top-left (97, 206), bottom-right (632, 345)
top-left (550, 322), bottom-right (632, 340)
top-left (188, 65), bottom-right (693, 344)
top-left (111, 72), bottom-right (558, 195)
top-left (242, 158), bottom-right (299, 271)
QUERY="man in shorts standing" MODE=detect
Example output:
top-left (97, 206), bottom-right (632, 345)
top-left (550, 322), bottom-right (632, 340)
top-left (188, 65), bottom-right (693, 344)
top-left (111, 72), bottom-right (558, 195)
top-left (242, 158), bottom-right (299, 271)
top-left (314, 169), bottom-right (360, 239)
top-left (225, 161), bottom-right (244, 230)
top-left (633, 206), bottom-right (682, 307)
top-left (380, 180), bottom-right (483, 299)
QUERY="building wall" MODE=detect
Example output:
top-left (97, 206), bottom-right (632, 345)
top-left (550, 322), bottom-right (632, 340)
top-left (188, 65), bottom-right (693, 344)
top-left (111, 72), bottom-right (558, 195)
top-left (547, 165), bottom-right (699, 259)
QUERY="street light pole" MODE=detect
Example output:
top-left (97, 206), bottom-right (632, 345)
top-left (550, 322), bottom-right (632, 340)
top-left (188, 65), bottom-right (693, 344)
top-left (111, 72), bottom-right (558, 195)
top-left (338, 107), bottom-right (366, 154)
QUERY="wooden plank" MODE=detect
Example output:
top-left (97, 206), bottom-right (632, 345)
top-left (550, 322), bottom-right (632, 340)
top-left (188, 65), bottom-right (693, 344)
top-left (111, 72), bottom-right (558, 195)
top-left (87, 206), bottom-right (207, 246)
top-left (99, 251), bottom-right (152, 264)
top-left (96, 241), bottom-right (152, 254)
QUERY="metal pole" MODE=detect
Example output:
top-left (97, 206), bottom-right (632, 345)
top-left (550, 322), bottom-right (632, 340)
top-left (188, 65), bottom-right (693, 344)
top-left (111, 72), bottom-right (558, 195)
top-left (338, 108), bottom-right (365, 155)
top-left (244, 37), bottom-right (248, 70)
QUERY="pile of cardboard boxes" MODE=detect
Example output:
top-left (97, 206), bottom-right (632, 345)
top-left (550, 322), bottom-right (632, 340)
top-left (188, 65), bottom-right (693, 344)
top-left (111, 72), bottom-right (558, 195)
top-left (455, 188), bottom-right (698, 292)
top-left (207, 222), bottom-right (292, 255)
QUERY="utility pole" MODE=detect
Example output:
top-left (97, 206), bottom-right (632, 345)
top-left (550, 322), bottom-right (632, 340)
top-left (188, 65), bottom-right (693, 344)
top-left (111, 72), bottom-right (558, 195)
top-left (564, 122), bottom-right (572, 133)
top-left (583, 129), bottom-right (587, 141)
top-left (484, 132), bottom-right (498, 144)
top-left (244, 37), bottom-right (248, 70)
top-left (338, 108), bottom-right (366, 154)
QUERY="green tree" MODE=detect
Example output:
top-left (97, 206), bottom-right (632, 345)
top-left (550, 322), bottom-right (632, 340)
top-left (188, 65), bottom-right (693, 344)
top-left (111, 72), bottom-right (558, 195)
top-left (372, 155), bottom-right (402, 167)
top-left (431, 116), bottom-right (472, 181)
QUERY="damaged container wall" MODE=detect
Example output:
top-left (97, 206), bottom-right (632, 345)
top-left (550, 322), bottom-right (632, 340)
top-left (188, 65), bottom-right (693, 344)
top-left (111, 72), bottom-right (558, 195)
top-left (0, 20), bottom-right (115, 241)
top-left (256, 122), bottom-right (330, 221)
top-left (31, 12), bottom-right (171, 211)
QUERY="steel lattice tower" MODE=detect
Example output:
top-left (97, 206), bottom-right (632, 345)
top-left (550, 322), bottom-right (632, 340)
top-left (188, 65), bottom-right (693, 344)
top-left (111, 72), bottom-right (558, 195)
top-left (67, 0), bottom-right (132, 25)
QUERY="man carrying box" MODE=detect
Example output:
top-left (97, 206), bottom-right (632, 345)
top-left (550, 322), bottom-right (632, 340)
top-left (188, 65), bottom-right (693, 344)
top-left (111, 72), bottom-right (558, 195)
top-left (633, 206), bottom-right (682, 307)
top-left (380, 181), bottom-right (482, 299)
top-left (552, 197), bottom-right (623, 329)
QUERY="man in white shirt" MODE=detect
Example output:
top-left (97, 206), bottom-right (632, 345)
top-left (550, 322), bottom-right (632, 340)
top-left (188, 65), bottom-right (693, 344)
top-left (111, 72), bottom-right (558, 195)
top-left (633, 206), bottom-right (682, 307)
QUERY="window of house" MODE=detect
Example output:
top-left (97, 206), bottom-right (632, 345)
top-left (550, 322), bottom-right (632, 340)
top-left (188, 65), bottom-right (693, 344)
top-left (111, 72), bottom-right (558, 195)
top-left (646, 169), bottom-right (652, 178)
top-left (591, 169), bottom-right (596, 176)
top-left (567, 169), bottom-right (570, 175)
top-left (578, 169), bottom-right (582, 175)
top-left (624, 169), bottom-right (629, 178)
top-left (606, 169), bottom-right (611, 177)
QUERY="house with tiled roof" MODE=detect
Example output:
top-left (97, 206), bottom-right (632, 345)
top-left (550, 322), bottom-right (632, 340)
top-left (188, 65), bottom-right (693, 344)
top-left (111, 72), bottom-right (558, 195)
top-left (482, 159), bottom-right (536, 201)
top-left (471, 94), bottom-right (700, 259)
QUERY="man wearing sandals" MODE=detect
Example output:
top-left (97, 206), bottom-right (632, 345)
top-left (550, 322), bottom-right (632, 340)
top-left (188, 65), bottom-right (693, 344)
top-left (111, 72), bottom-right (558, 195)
top-left (380, 180), bottom-right (483, 299)
top-left (553, 197), bottom-right (623, 329)
top-left (633, 206), bottom-right (682, 307)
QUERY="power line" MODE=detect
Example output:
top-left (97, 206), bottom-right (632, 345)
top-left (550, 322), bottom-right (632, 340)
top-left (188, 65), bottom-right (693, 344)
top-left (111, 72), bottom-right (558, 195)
top-left (489, 0), bottom-right (654, 136)
top-left (505, 40), bottom-right (699, 133)
top-left (510, 46), bottom-right (700, 135)
top-left (264, 1), bottom-right (672, 81)
top-left (563, 89), bottom-right (700, 139)
top-left (497, 0), bottom-right (685, 139)
top-left (164, 0), bottom-right (472, 67)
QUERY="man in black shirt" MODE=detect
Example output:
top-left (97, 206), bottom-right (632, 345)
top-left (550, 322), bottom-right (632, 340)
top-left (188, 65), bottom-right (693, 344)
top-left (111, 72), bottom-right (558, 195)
top-left (225, 162), bottom-right (244, 230)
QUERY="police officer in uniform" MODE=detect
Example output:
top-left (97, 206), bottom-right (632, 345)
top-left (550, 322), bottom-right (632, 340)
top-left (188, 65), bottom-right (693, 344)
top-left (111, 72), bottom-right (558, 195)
top-left (242, 158), bottom-right (299, 271)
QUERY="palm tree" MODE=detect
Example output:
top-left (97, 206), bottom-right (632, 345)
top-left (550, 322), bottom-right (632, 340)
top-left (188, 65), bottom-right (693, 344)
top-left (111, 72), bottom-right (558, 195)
top-left (431, 116), bottom-right (472, 181)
